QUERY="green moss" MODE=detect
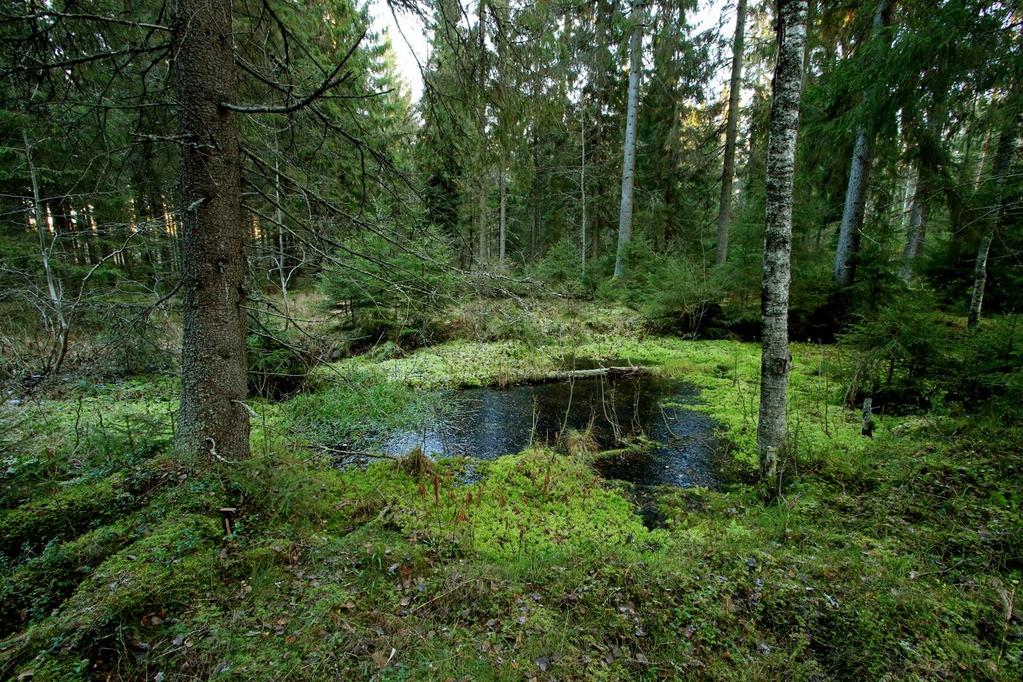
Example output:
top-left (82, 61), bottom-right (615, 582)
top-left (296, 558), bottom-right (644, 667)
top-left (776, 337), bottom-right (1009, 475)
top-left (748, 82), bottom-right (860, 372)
top-left (3, 306), bottom-right (1022, 680)
top-left (0, 473), bottom-right (126, 560)
top-left (2, 513), bottom-right (221, 679)
top-left (0, 456), bottom-right (180, 560)
top-left (1, 387), bottom-right (176, 507)
top-left (339, 449), bottom-right (659, 568)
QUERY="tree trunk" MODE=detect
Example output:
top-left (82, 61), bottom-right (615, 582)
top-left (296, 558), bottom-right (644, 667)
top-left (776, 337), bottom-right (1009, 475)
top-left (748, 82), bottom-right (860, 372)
top-left (613, 2), bottom-right (646, 279)
top-left (832, 0), bottom-right (892, 286)
top-left (23, 129), bottom-right (70, 375)
top-left (715, 0), bottom-right (748, 267)
top-left (173, 0), bottom-right (251, 461)
top-left (973, 129), bottom-right (991, 191)
top-left (758, 0), bottom-right (807, 490)
top-left (499, 165), bottom-right (507, 262)
top-left (899, 166), bottom-right (930, 281)
top-left (581, 106), bottom-right (588, 276)
top-left (968, 105), bottom-right (1020, 329)
top-left (478, 180), bottom-right (488, 267)
top-left (274, 153), bottom-right (291, 330)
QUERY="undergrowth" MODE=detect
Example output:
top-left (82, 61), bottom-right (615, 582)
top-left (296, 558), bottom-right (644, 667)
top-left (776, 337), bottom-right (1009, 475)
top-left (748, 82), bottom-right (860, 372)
top-left (1, 306), bottom-right (1020, 680)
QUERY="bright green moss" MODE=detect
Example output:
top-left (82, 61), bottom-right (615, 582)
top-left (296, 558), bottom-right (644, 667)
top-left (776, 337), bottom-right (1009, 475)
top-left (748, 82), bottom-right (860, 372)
top-left (339, 449), bottom-right (658, 568)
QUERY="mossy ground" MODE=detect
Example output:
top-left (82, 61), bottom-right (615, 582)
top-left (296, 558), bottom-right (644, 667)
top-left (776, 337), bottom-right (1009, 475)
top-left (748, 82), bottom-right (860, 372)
top-left (1, 302), bottom-right (1020, 680)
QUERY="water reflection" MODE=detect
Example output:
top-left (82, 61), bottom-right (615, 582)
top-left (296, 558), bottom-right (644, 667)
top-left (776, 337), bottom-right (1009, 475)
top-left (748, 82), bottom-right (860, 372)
top-left (376, 374), bottom-right (716, 488)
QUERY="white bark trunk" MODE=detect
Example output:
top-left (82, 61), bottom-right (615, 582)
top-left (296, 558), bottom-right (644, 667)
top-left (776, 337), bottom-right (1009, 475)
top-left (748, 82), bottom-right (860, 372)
top-left (715, 0), bottom-right (748, 267)
top-left (832, 0), bottom-right (892, 286)
top-left (758, 0), bottom-right (807, 490)
top-left (967, 230), bottom-right (993, 328)
top-left (273, 152), bottom-right (291, 329)
top-left (613, 2), bottom-right (645, 279)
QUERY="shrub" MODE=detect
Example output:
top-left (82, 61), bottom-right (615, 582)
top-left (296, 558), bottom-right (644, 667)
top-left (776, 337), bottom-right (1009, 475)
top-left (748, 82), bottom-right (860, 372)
top-left (247, 330), bottom-right (310, 400)
top-left (839, 290), bottom-right (950, 412)
top-left (317, 227), bottom-right (462, 348)
top-left (525, 238), bottom-right (586, 296)
top-left (595, 239), bottom-right (722, 336)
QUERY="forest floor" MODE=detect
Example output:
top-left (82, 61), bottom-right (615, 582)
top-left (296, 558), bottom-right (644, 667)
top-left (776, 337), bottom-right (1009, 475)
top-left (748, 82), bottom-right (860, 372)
top-left (1, 301), bottom-right (1021, 680)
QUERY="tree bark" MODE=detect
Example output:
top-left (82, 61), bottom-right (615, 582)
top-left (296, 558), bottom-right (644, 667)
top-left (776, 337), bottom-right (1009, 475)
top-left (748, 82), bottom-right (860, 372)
top-left (613, 2), bottom-right (646, 279)
top-left (580, 106), bottom-right (588, 276)
top-left (832, 0), bottom-right (892, 286)
top-left (758, 0), bottom-right (807, 490)
top-left (273, 152), bottom-right (292, 330)
top-left (172, 0), bottom-right (251, 461)
top-left (499, 165), bottom-right (507, 262)
top-left (899, 166), bottom-right (930, 281)
top-left (968, 104), bottom-right (1020, 329)
top-left (715, 0), bottom-right (748, 267)
top-left (23, 129), bottom-right (70, 375)
top-left (478, 180), bottom-right (488, 267)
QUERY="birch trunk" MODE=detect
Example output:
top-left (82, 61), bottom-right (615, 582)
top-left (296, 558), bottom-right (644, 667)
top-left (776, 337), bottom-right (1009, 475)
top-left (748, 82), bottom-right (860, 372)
top-left (613, 2), bottom-right (646, 279)
top-left (715, 0), bottom-right (748, 267)
top-left (973, 130), bottom-right (991, 191)
top-left (968, 106), bottom-right (1020, 329)
top-left (832, 0), bottom-right (892, 286)
top-left (758, 0), bottom-right (807, 490)
top-left (173, 0), bottom-right (251, 461)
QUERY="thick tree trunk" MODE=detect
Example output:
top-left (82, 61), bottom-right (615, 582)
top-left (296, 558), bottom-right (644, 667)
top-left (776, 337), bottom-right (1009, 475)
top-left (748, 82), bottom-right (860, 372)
top-left (758, 0), bottom-right (807, 490)
top-left (968, 105), bottom-right (1020, 329)
top-left (173, 0), bottom-right (251, 461)
top-left (715, 0), bottom-right (748, 267)
top-left (832, 0), bottom-right (892, 286)
top-left (613, 2), bottom-right (645, 279)
top-left (899, 167), bottom-right (930, 281)
top-left (833, 127), bottom-right (874, 285)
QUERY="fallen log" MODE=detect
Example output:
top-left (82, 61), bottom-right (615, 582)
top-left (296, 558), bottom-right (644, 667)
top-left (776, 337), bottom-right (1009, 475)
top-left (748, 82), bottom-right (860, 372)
top-left (317, 445), bottom-right (398, 460)
top-left (538, 366), bottom-right (650, 383)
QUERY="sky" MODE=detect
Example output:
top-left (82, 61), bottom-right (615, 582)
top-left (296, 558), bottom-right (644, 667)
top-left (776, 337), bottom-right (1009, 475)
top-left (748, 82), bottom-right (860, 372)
top-left (367, 1), bottom-right (429, 101)
top-left (367, 0), bottom-right (735, 104)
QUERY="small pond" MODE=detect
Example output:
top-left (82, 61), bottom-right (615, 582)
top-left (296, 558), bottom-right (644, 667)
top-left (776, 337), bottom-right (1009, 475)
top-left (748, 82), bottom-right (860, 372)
top-left (373, 369), bottom-right (718, 488)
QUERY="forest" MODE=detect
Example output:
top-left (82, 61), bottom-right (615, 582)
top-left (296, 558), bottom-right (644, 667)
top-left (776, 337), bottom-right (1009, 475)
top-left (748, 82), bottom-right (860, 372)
top-left (0, 0), bottom-right (1021, 679)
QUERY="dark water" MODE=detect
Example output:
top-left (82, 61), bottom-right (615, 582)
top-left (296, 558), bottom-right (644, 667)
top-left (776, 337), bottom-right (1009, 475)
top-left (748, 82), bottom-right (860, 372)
top-left (375, 373), bottom-right (717, 488)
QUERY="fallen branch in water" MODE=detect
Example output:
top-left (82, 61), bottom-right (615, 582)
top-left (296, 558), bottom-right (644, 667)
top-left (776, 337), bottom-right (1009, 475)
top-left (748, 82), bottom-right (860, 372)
top-left (539, 366), bottom-right (650, 383)
top-left (317, 445), bottom-right (399, 460)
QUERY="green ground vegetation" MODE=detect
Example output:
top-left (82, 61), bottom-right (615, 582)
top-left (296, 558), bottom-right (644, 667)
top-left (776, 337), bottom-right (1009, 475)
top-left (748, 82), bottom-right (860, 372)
top-left (1, 303), bottom-right (1020, 680)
